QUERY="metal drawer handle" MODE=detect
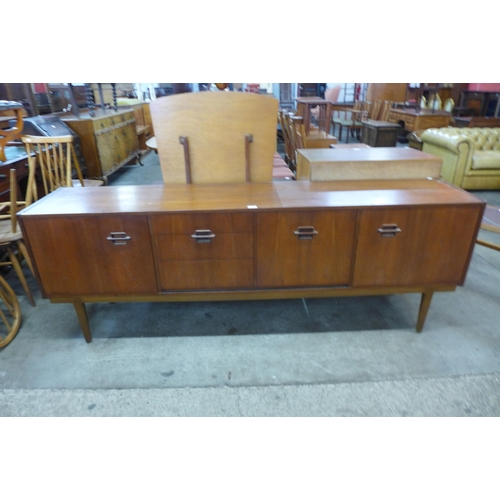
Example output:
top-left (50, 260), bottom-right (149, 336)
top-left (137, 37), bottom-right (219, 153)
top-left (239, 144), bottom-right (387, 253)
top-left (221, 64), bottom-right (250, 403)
top-left (377, 224), bottom-right (402, 238)
top-left (191, 229), bottom-right (216, 243)
top-left (294, 226), bottom-right (318, 240)
top-left (107, 232), bottom-right (131, 245)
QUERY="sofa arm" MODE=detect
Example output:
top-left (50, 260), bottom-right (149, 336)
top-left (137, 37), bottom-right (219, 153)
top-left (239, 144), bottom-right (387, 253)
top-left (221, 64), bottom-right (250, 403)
top-left (420, 128), bottom-right (474, 154)
top-left (420, 128), bottom-right (475, 188)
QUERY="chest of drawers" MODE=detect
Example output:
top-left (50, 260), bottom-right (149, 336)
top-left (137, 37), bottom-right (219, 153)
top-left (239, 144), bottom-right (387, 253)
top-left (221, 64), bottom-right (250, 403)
top-left (19, 180), bottom-right (484, 342)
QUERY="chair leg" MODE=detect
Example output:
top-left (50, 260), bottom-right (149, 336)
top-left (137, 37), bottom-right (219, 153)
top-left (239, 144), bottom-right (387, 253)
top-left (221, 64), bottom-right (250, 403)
top-left (0, 275), bottom-right (21, 348)
top-left (7, 246), bottom-right (36, 307)
top-left (17, 241), bottom-right (35, 276)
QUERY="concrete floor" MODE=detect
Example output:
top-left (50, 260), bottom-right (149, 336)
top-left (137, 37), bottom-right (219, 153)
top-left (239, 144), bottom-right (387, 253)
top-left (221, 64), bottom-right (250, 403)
top-left (1, 143), bottom-right (500, 416)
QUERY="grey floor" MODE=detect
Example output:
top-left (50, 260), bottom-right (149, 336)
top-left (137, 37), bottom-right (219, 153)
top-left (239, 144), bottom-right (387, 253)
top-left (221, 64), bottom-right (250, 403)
top-left (1, 139), bottom-right (500, 416)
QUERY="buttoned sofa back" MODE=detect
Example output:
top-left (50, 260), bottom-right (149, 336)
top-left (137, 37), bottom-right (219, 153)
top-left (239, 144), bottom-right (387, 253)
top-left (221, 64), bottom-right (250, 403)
top-left (421, 127), bottom-right (500, 189)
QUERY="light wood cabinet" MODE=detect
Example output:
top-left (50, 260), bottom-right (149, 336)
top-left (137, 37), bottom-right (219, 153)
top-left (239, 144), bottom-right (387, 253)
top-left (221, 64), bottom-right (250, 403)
top-left (59, 109), bottom-right (140, 180)
top-left (19, 180), bottom-right (484, 342)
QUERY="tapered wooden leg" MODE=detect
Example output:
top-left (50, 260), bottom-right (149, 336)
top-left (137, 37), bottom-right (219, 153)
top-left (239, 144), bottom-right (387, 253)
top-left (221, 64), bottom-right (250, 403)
top-left (416, 291), bottom-right (434, 333)
top-left (72, 299), bottom-right (92, 343)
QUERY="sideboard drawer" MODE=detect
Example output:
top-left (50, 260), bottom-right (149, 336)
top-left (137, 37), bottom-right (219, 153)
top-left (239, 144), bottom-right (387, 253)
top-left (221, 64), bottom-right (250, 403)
top-left (153, 212), bottom-right (254, 291)
top-left (155, 232), bottom-right (253, 261)
top-left (150, 212), bottom-right (252, 235)
top-left (158, 259), bottom-right (253, 291)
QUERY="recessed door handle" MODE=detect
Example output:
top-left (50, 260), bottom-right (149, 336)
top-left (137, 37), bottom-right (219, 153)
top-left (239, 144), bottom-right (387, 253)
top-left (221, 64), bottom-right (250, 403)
top-left (107, 232), bottom-right (131, 245)
top-left (377, 224), bottom-right (402, 237)
top-left (191, 229), bottom-right (216, 243)
top-left (294, 226), bottom-right (318, 240)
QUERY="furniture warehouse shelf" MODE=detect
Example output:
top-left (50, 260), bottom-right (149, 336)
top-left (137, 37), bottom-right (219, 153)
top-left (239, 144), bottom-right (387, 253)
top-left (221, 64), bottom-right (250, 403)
top-left (18, 180), bottom-right (484, 342)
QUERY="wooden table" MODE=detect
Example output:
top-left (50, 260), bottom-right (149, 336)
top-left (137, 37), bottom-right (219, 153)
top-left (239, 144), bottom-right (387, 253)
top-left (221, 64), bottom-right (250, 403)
top-left (387, 108), bottom-right (451, 132)
top-left (296, 147), bottom-right (442, 181)
top-left (361, 120), bottom-right (401, 147)
top-left (19, 180), bottom-right (483, 342)
top-left (294, 97), bottom-right (332, 135)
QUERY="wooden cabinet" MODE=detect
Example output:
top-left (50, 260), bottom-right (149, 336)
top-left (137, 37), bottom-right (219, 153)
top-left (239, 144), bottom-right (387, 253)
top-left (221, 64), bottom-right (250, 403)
top-left (59, 109), bottom-right (140, 180)
top-left (460, 91), bottom-right (500, 117)
top-left (18, 180), bottom-right (484, 342)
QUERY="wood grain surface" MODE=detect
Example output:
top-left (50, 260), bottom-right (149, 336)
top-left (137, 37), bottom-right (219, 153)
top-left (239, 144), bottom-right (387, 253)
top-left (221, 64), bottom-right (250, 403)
top-left (150, 93), bottom-right (279, 183)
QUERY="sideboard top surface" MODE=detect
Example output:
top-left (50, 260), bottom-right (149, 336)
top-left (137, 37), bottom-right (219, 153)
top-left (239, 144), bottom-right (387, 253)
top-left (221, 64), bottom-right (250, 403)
top-left (296, 147), bottom-right (441, 163)
top-left (18, 180), bottom-right (484, 217)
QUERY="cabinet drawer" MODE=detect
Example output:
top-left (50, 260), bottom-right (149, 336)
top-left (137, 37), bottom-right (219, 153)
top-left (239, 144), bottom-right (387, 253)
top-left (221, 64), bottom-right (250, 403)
top-left (159, 259), bottom-right (253, 291)
top-left (155, 232), bottom-right (253, 260)
top-left (150, 212), bottom-right (252, 235)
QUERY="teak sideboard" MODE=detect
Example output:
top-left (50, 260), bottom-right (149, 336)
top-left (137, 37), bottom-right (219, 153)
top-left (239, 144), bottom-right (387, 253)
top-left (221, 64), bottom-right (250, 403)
top-left (18, 180), bottom-right (485, 343)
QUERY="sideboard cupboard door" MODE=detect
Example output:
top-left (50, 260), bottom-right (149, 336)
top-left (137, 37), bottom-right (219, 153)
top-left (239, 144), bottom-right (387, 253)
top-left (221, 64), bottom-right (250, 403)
top-left (352, 206), bottom-right (482, 287)
top-left (255, 210), bottom-right (356, 287)
top-left (23, 215), bottom-right (157, 296)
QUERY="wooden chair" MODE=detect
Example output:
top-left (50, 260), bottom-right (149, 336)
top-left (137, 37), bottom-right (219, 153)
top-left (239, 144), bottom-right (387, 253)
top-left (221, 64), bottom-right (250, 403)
top-left (379, 100), bottom-right (394, 121)
top-left (332, 101), bottom-right (364, 143)
top-left (476, 205), bottom-right (500, 252)
top-left (0, 101), bottom-right (24, 163)
top-left (0, 274), bottom-right (21, 348)
top-left (368, 100), bottom-right (382, 121)
top-left (0, 169), bottom-right (36, 306)
top-left (443, 98), bottom-right (454, 113)
top-left (310, 85), bottom-right (341, 126)
top-left (283, 112), bottom-right (299, 170)
top-left (278, 109), bottom-right (294, 167)
top-left (22, 135), bottom-right (104, 204)
top-left (290, 114), bottom-right (337, 152)
top-left (428, 94), bottom-right (442, 110)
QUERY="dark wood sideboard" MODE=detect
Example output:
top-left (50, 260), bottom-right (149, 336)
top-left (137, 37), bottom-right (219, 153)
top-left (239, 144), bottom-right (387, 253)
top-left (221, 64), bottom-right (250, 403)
top-left (18, 180), bottom-right (485, 343)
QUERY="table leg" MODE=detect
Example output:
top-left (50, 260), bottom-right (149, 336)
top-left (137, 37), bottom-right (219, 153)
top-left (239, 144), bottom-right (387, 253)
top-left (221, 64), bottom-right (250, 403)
top-left (416, 291), bottom-right (434, 333)
top-left (72, 299), bottom-right (92, 343)
top-left (304, 106), bottom-right (311, 135)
